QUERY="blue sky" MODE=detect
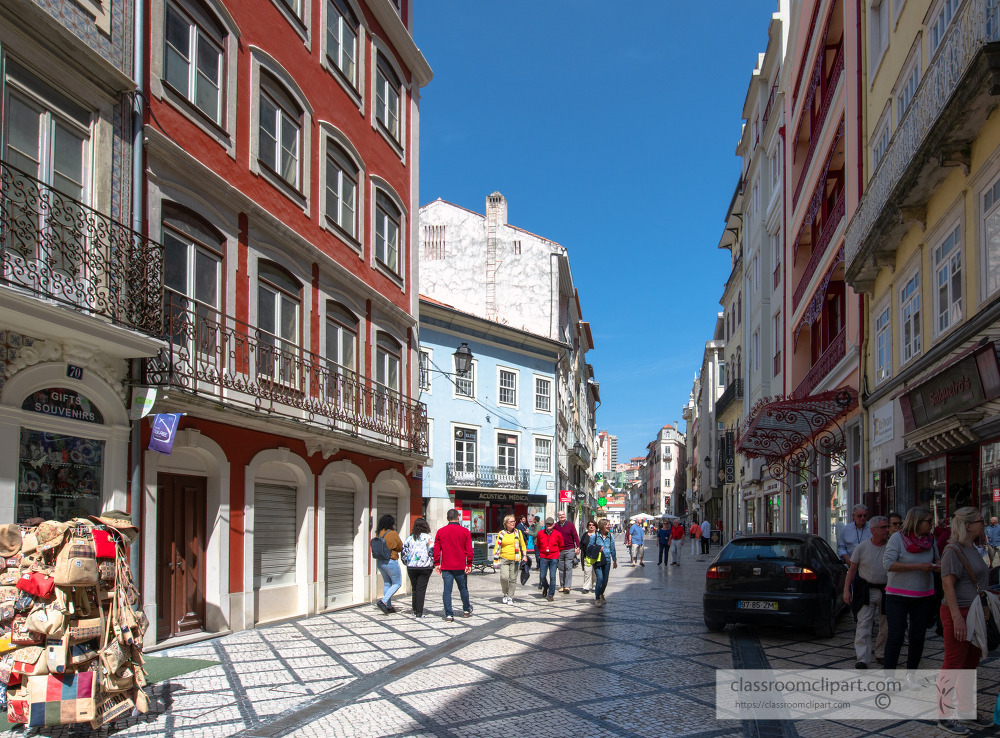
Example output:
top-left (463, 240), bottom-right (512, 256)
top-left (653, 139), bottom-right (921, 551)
top-left (415, 1), bottom-right (776, 463)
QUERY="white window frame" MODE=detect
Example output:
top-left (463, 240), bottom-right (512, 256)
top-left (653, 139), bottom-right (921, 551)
top-left (497, 367), bottom-right (517, 407)
top-left (163, 1), bottom-right (223, 126)
top-left (418, 348), bottom-right (431, 392)
top-left (324, 301), bottom-right (358, 377)
top-left (259, 87), bottom-right (300, 190)
top-left (869, 0), bottom-right (890, 75)
top-left (496, 432), bottom-right (519, 474)
top-left (256, 262), bottom-right (301, 388)
top-left (453, 425), bottom-right (478, 473)
top-left (373, 49), bottom-right (403, 152)
top-left (981, 169), bottom-right (1000, 300)
top-left (533, 435), bottom-right (552, 474)
top-left (374, 187), bottom-right (402, 278)
top-left (871, 107), bottom-right (891, 172)
top-left (375, 332), bottom-right (401, 396)
top-left (270, 0), bottom-right (312, 43)
top-left (772, 311), bottom-right (782, 372)
top-left (933, 221), bottom-right (963, 337)
top-left (454, 357), bottom-right (476, 400)
top-left (900, 269), bottom-right (922, 366)
top-left (928, 0), bottom-right (960, 58)
top-left (533, 375), bottom-right (552, 413)
top-left (324, 139), bottom-right (359, 241)
top-left (895, 45), bottom-right (921, 123)
top-left (324, 0), bottom-right (359, 89)
top-left (874, 300), bottom-right (892, 385)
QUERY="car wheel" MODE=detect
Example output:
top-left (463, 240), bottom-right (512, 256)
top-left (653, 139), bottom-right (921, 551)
top-left (704, 615), bottom-right (726, 632)
top-left (815, 605), bottom-right (837, 638)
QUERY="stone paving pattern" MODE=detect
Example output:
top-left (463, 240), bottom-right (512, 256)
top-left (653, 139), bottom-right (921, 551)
top-left (18, 536), bottom-right (1000, 736)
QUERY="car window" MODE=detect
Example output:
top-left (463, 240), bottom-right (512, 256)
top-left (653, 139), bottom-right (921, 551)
top-left (718, 538), bottom-right (804, 562)
top-left (814, 538), bottom-right (842, 566)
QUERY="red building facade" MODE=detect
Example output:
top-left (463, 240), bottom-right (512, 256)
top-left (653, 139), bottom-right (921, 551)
top-left (138, 0), bottom-right (431, 641)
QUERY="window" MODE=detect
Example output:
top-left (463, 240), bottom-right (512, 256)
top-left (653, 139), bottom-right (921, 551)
top-left (752, 329), bottom-right (760, 372)
top-left (934, 223), bottom-right (962, 335)
top-left (737, 293), bottom-right (742, 324)
top-left (325, 302), bottom-right (357, 376)
top-left (3, 61), bottom-right (90, 273)
top-left (718, 361), bottom-right (726, 387)
top-left (258, 77), bottom-right (301, 189)
top-left (455, 358), bottom-right (475, 398)
top-left (418, 350), bottom-right (430, 391)
top-left (752, 255), bottom-right (760, 294)
top-left (257, 262), bottom-right (300, 385)
top-left (164, 1), bottom-right (223, 124)
top-left (498, 369), bottom-right (516, 406)
top-left (534, 377), bottom-right (551, 412)
top-left (929, 0), bottom-right (960, 56)
top-left (900, 272), bottom-right (921, 364)
top-left (981, 173), bottom-right (1000, 297)
top-left (375, 53), bottom-right (400, 142)
top-left (454, 428), bottom-right (477, 474)
top-left (162, 206), bottom-right (222, 350)
top-left (773, 311), bottom-right (782, 375)
top-left (896, 54), bottom-right (920, 121)
top-left (374, 189), bottom-right (401, 275)
top-left (869, 0), bottom-right (890, 72)
top-left (326, 0), bottom-right (358, 85)
top-left (871, 114), bottom-right (891, 170)
top-left (875, 304), bottom-right (891, 384)
top-left (769, 149), bottom-right (780, 190)
top-left (534, 437), bottom-right (552, 473)
top-left (497, 434), bottom-right (518, 475)
top-left (325, 142), bottom-right (358, 238)
top-left (375, 332), bottom-right (400, 394)
top-left (771, 229), bottom-right (782, 284)
top-left (423, 224), bottom-right (445, 260)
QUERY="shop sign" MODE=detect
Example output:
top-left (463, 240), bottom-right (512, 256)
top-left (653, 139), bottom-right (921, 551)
top-left (546, 481), bottom-right (555, 490)
top-left (559, 489), bottom-right (573, 503)
top-left (763, 480), bottom-right (781, 495)
top-left (871, 403), bottom-right (894, 447)
top-left (22, 388), bottom-right (103, 424)
top-left (901, 343), bottom-right (1000, 432)
top-left (452, 489), bottom-right (546, 504)
top-left (742, 486), bottom-right (757, 500)
top-left (149, 413), bottom-right (182, 455)
top-left (994, 488), bottom-right (1000, 503)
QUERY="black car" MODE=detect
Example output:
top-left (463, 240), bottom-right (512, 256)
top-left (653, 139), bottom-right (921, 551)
top-left (702, 532), bottom-right (849, 637)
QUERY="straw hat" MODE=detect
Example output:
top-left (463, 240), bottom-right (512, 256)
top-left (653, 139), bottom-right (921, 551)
top-left (0, 525), bottom-right (21, 558)
top-left (34, 521), bottom-right (69, 552)
top-left (87, 510), bottom-right (139, 543)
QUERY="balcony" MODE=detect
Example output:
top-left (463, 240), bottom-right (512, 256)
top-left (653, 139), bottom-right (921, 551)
top-left (794, 43), bottom-right (845, 205)
top-left (793, 326), bottom-right (847, 399)
top-left (571, 441), bottom-right (592, 465)
top-left (446, 463), bottom-right (530, 490)
top-left (145, 293), bottom-right (428, 455)
top-left (715, 379), bottom-right (743, 416)
top-left (846, 0), bottom-right (1000, 288)
top-left (793, 189), bottom-right (846, 310)
top-left (0, 159), bottom-right (164, 354)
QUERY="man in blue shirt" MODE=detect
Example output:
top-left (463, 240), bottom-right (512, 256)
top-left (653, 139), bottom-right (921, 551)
top-left (657, 522), bottom-right (671, 565)
top-left (628, 520), bottom-right (645, 566)
top-left (836, 504), bottom-right (872, 566)
top-left (986, 516), bottom-right (1000, 565)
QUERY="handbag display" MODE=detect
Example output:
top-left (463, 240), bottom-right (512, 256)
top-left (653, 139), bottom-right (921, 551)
top-left (53, 535), bottom-right (98, 587)
top-left (90, 530), bottom-right (116, 560)
top-left (16, 572), bottom-right (55, 599)
top-left (68, 639), bottom-right (99, 666)
top-left (91, 689), bottom-right (134, 729)
top-left (10, 616), bottom-right (44, 647)
top-left (6, 681), bottom-right (28, 724)
top-left (11, 646), bottom-right (47, 676)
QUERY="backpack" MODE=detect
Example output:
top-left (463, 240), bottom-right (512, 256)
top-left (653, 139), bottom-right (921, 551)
top-left (370, 532), bottom-right (391, 562)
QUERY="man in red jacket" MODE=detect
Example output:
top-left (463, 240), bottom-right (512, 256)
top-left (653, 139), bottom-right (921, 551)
top-left (433, 508), bottom-right (474, 622)
top-left (534, 517), bottom-right (564, 601)
top-left (554, 510), bottom-right (580, 594)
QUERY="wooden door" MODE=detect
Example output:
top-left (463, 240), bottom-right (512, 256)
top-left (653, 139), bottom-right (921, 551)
top-left (157, 474), bottom-right (207, 641)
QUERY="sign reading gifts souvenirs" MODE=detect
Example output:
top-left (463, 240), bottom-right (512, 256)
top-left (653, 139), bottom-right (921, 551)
top-left (900, 342), bottom-right (1000, 432)
top-left (0, 514), bottom-right (151, 729)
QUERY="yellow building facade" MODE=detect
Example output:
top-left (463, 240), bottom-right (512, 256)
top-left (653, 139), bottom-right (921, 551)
top-left (848, 0), bottom-right (1000, 522)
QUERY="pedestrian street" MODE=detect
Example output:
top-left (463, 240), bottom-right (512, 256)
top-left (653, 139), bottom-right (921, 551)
top-left (18, 536), bottom-right (1000, 738)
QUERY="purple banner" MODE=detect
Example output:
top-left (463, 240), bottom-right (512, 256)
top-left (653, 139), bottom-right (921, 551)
top-left (148, 413), bottom-right (182, 455)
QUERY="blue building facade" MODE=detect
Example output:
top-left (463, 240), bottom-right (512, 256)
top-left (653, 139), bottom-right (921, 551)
top-left (419, 299), bottom-right (562, 543)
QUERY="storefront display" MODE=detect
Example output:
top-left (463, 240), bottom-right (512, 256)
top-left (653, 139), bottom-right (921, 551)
top-left (17, 430), bottom-right (103, 523)
top-left (982, 441), bottom-right (1000, 520)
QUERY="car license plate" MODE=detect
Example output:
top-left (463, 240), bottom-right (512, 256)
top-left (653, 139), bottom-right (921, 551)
top-left (737, 600), bottom-right (778, 611)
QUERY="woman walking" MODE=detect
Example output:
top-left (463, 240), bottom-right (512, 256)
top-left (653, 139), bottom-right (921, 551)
top-left (401, 518), bottom-right (434, 618)
top-left (589, 518), bottom-right (617, 607)
top-left (492, 514), bottom-right (527, 604)
top-left (882, 506), bottom-right (939, 678)
top-left (580, 519), bottom-right (597, 593)
top-left (375, 514), bottom-right (403, 614)
top-left (936, 507), bottom-right (992, 735)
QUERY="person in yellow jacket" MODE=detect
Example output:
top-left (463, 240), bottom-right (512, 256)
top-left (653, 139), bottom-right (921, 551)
top-left (493, 514), bottom-right (527, 605)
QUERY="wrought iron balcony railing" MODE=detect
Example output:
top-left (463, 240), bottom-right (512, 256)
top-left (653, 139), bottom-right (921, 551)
top-left (793, 189), bottom-right (846, 310)
top-left (846, 0), bottom-right (1000, 274)
top-left (715, 379), bottom-right (743, 416)
top-left (0, 159), bottom-right (164, 335)
top-left (445, 463), bottom-right (530, 490)
top-left (793, 327), bottom-right (847, 399)
top-left (145, 292), bottom-right (427, 454)
top-left (794, 43), bottom-right (845, 205)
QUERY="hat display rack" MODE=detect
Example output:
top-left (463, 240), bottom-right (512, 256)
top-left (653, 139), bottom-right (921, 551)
top-left (0, 515), bottom-right (150, 729)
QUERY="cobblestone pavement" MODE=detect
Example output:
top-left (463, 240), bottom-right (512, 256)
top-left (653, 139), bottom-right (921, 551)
top-left (25, 536), bottom-right (1000, 736)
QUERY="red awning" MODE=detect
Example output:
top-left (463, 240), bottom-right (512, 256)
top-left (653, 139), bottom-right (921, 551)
top-left (736, 388), bottom-right (857, 479)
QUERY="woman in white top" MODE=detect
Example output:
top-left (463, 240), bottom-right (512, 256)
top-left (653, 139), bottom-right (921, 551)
top-left (401, 518), bottom-right (434, 618)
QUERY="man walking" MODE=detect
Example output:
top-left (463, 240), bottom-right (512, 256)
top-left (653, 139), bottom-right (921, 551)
top-left (837, 504), bottom-right (872, 566)
top-left (534, 517), bottom-right (564, 601)
top-left (986, 516), bottom-right (1000, 565)
top-left (527, 515), bottom-right (542, 570)
top-left (689, 518), bottom-right (702, 555)
top-left (433, 509), bottom-right (474, 622)
top-left (657, 521), bottom-right (670, 565)
top-left (701, 517), bottom-right (711, 555)
top-left (628, 518), bottom-right (645, 566)
top-left (554, 510), bottom-right (580, 594)
top-left (843, 515), bottom-right (889, 668)
top-left (669, 518), bottom-right (685, 565)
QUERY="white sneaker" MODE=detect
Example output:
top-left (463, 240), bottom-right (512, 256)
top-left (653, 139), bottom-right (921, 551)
top-left (502, 596), bottom-right (510, 605)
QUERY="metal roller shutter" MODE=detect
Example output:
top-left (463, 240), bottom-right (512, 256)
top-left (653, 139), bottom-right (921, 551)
top-left (254, 484), bottom-right (296, 589)
top-left (325, 488), bottom-right (355, 605)
top-left (376, 495), bottom-right (399, 533)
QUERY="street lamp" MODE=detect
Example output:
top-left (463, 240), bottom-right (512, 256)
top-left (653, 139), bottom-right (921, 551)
top-left (453, 343), bottom-right (473, 376)
top-left (704, 455), bottom-right (712, 470)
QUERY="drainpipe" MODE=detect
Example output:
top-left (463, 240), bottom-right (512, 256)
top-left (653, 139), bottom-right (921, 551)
top-left (129, 0), bottom-right (146, 586)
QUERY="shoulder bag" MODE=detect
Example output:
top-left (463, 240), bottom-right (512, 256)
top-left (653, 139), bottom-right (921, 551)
top-left (370, 532), bottom-right (391, 562)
